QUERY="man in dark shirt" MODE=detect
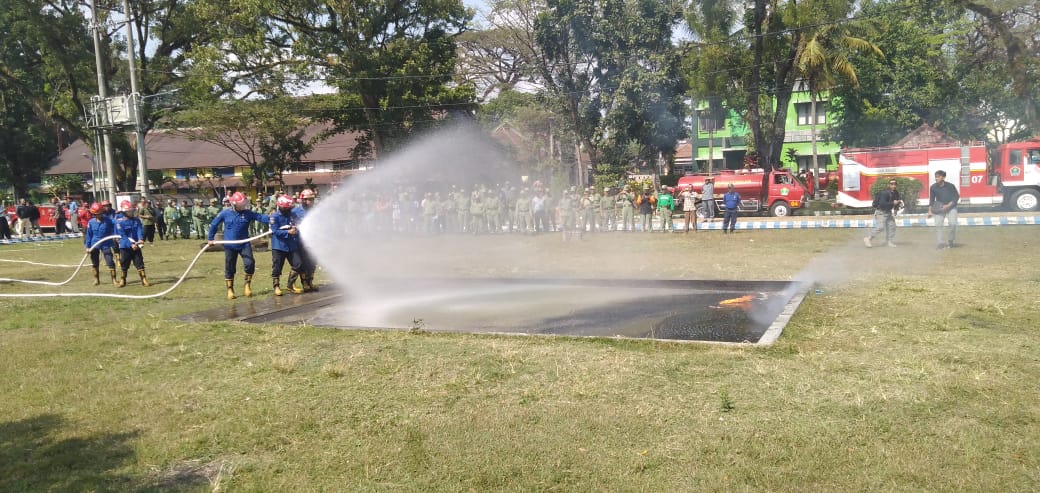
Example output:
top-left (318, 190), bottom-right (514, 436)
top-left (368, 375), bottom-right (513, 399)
top-left (928, 170), bottom-right (960, 249)
top-left (864, 178), bottom-right (903, 247)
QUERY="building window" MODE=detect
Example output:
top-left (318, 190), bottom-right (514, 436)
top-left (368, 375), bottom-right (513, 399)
top-left (175, 169), bottom-right (189, 180)
top-left (290, 163), bottom-right (316, 173)
top-left (213, 167), bottom-right (234, 178)
top-left (698, 116), bottom-right (722, 132)
top-left (333, 161), bottom-right (359, 171)
top-left (795, 102), bottom-right (827, 125)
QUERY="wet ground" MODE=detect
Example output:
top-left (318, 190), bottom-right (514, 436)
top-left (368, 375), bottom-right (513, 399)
top-left (180, 279), bottom-right (809, 344)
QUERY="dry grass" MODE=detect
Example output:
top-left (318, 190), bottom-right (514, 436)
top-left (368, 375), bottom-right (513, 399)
top-left (0, 225), bottom-right (1038, 491)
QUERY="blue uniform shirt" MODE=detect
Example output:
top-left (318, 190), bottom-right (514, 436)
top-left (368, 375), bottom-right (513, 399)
top-left (269, 209), bottom-right (301, 252)
top-left (723, 191), bottom-right (741, 210)
top-left (209, 208), bottom-right (270, 250)
top-left (85, 216), bottom-right (116, 250)
top-left (115, 216), bottom-right (143, 248)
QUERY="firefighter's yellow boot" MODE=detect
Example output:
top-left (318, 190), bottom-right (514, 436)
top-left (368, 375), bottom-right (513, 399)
top-left (118, 270), bottom-right (127, 288)
top-left (110, 269), bottom-right (118, 286)
top-left (244, 274), bottom-right (253, 297)
top-left (273, 277), bottom-right (283, 296)
top-left (138, 269), bottom-right (150, 287)
top-left (225, 279), bottom-right (236, 300)
top-left (287, 271), bottom-right (303, 294)
top-left (91, 267), bottom-right (100, 286)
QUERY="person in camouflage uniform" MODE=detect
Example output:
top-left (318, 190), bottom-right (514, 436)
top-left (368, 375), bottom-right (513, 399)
top-left (469, 190), bottom-right (485, 234)
top-left (616, 186), bottom-right (636, 231)
top-left (163, 199), bottom-right (180, 240)
top-left (557, 190), bottom-right (578, 240)
top-left (455, 189), bottom-right (470, 234)
top-left (598, 187), bottom-right (615, 232)
top-left (178, 200), bottom-right (192, 238)
top-left (580, 188), bottom-right (597, 233)
top-left (514, 188), bottom-right (532, 234)
top-left (137, 199), bottom-right (156, 244)
top-left (485, 190), bottom-right (501, 234)
top-left (192, 198), bottom-right (208, 239)
top-left (206, 198), bottom-right (221, 231)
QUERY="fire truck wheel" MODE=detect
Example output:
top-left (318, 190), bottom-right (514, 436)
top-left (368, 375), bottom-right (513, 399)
top-left (1010, 189), bottom-right (1040, 212)
top-left (769, 201), bottom-right (791, 217)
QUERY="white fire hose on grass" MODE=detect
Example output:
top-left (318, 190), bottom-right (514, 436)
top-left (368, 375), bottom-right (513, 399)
top-left (0, 232), bottom-right (271, 299)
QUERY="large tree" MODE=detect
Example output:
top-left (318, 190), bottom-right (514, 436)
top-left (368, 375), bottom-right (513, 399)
top-left (193, 0), bottom-right (477, 158)
top-left (534, 0), bottom-right (687, 186)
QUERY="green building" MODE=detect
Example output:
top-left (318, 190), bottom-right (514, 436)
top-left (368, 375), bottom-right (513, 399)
top-left (677, 83), bottom-right (840, 176)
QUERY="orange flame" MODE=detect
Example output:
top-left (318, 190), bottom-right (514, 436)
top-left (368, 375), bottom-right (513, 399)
top-left (718, 294), bottom-right (754, 306)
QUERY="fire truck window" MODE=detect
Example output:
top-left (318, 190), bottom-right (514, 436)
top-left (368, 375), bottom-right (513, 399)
top-left (775, 174), bottom-right (792, 185)
top-left (1010, 150), bottom-right (1022, 166)
top-left (1029, 150), bottom-right (1040, 164)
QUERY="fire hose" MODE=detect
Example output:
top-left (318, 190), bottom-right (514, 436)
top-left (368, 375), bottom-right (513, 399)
top-left (0, 231), bottom-right (271, 299)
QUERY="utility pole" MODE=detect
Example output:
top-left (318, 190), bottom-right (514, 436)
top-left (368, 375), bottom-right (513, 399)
top-left (89, 0), bottom-right (118, 202)
top-left (124, 0), bottom-right (149, 201)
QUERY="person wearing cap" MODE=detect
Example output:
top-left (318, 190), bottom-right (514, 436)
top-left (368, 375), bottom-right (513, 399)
top-left (469, 190), bottom-right (485, 234)
top-left (485, 190), bottom-right (502, 234)
top-left (178, 199), bottom-right (193, 239)
top-left (615, 186), bottom-right (635, 231)
top-left (192, 198), bottom-right (208, 240)
top-left (557, 189), bottom-right (577, 239)
top-left (580, 188), bottom-right (597, 233)
top-left (205, 197), bottom-right (221, 235)
top-left (701, 177), bottom-right (716, 222)
top-left (84, 202), bottom-right (117, 286)
top-left (268, 194), bottom-right (304, 295)
top-left (722, 183), bottom-right (741, 233)
top-left (114, 200), bottom-right (150, 287)
top-left (208, 191), bottom-right (270, 300)
top-left (514, 188), bottom-right (532, 234)
top-left (137, 199), bottom-right (156, 244)
top-left (162, 199), bottom-right (179, 240)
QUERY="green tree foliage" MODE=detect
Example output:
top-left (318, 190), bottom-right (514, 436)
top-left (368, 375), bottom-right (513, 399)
top-left (168, 98), bottom-right (313, 196)
top-left (45, 174), bottom-right (86, 200)
top-left (0, 86), bottom-right (55, 198)
top-left (534, 0), bottom-right (687, 186)
top-left (193, 0), bottom-right (477, 157)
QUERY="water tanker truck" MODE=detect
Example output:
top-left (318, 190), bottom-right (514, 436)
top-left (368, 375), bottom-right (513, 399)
top-left (676, 168), bottom-right (809, 217)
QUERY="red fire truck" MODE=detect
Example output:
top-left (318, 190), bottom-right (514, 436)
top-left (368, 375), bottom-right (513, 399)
top-left (838, 138), bottom-right (1040, 211)
top-left (676, 168), bottom-right (809, 217)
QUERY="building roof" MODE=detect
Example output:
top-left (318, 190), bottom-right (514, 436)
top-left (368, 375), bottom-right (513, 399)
top-left (893, 124), bottom-right (959, 147)
top-left (48, 125), bottom-right (370, 175)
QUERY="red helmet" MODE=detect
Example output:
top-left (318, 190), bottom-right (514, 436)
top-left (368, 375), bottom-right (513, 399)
top-left (276, 194), bottom-right (294, 208)
top-left (89, 203), bottom-right (102, 215)
top-left (299, 189), bottom-right (316, 200)
top-left (228, 192), bottom-right (247, 206)
top-left (119, 200), bottom-right (133, 212)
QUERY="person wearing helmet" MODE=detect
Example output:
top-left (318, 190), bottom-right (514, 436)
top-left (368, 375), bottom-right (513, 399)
top-left (114, 200), bottom-right (149, 287)
top-left (268, 194), bottom-right (304, 296)
top-left (286, 188), bottom-right (318, 292)
top-left (84, 202), bottom-right (117, 286)
top-left (208, 191), bottom-right (270, 300)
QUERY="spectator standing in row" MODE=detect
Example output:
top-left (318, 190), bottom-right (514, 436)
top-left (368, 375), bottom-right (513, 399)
top-left (616, 186), bottom-right (635, 231)
top-left (53, 201), bottom-right (68, 235)
top-left (702, 177), bottom-right (716, 222)
top-left (637, 187), bottom-right (656, 232)
top-left (15, 199), bottom-right (33, 237)
top-left (162, 199), bottom-right (179, 240)
top-left (657, 186), bottom-right (674, 233)
top-left (679, 184), bottom-right (698, 233)
top-left (598, 187), bottom-right (615, 232)
top-left (138, 200), bottom-right (156, 244)
top-left (0, 205), bottom-right (12, 239)
top-left (722, 183), bottom-right (740, 233)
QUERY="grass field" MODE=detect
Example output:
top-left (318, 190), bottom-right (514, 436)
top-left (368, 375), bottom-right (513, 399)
top-left (1, 225), bottom-right (1038, 491)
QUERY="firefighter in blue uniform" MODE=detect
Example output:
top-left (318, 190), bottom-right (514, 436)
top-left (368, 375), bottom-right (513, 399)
top-left (287, 188), bottom-right (318, 293)
top-left (114, 200), bottom-right (150, 287)
top-left (84, 203), bottom-right (117, 286)
top-left (268, 194), bottom-right (304, 296)
top-left (208, 191), bottom-right (270, 300)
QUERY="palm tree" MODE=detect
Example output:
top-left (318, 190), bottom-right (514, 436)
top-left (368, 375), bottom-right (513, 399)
top-left (796, 24), bottom-right (883, 197)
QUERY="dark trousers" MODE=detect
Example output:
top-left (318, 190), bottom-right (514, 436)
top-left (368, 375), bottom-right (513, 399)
top-left (723, 209), bottom-right (738, 232)
top-left (224, 244), bottom-right (255, 279)
top-left (143, 225), bottom-right (156, 243)
top-left (0, 220), bottom-right (10, 239)
top-left (156, 219), bottom-right (167, 240)
top-left (55, 218), bottom-right (66, 235)
top-left (119, 247), bottom-right (145, 270)
top-left (90, 248), bottom-right (115, 269)
top-left (272, 249), bottom-right (303, 277)
top-left (298, 242), bottom-right (315, 275)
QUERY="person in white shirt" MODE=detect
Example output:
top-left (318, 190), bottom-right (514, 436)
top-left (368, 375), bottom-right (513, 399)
top-left (679, 184), bottom-right (699, 233)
